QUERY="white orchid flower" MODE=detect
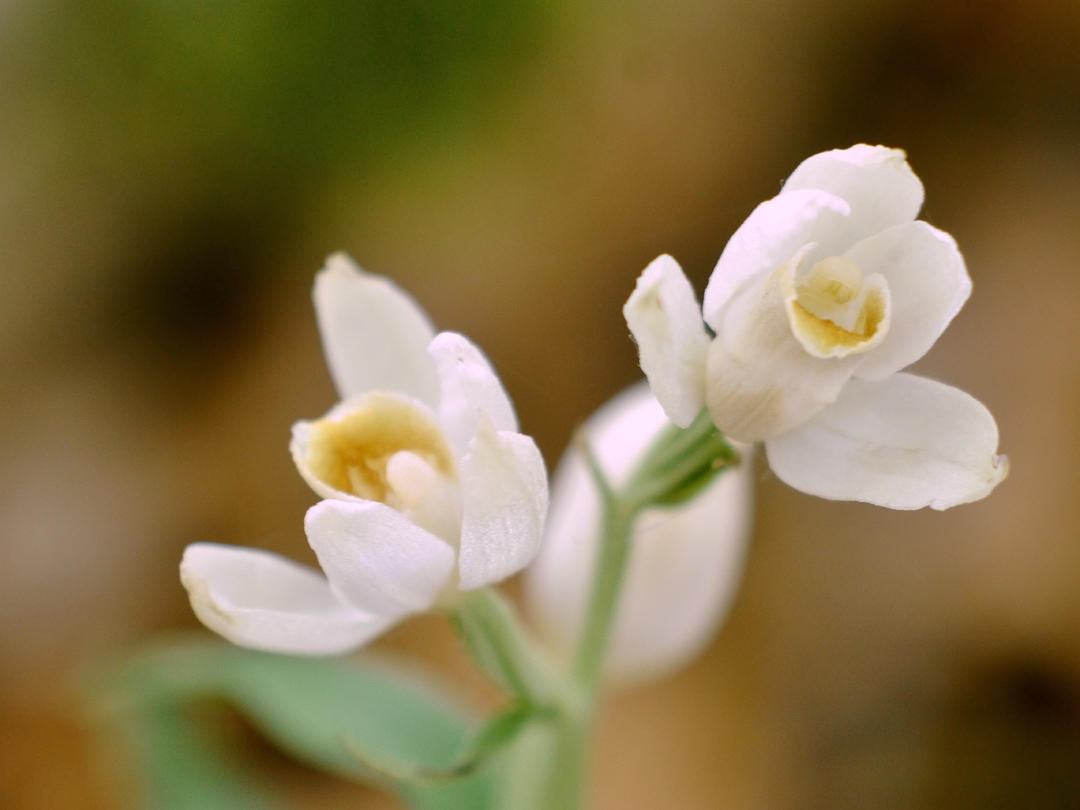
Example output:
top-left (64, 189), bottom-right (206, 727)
top-left (625, 144), bottom-right (1007, 510)
top-left (181, 254), bottom-right (549, 655)
top-left (525, 384), bottom-right (753, 685)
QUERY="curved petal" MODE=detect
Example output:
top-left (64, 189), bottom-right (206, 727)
top-left (304, 499), bottom-right (456, 618)
top-left (180, 543), bottom-right (392, 655)
top-left (457, 420), bottom-right (549, 591)
top-left (703, 189), bottom-right (850, 329)
top-left (314, 253), bottom-right (440, 407)
top-left (705, 247), bottom-right (863, 442)
top-left (429, 331), bottom-right (518, 458)
top-left (781, 145), bottom-right (924, 255)
top-left (848, 222), bottom-right (972, 380)
top-left (623, 255), bottom-right (710, 427)
top-left (524, 385), bottom-right (754, 685)
top-left (765, 374), bottom-right (1008, 510)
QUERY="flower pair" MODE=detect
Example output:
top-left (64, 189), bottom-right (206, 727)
top-left (625, 144), bottom-right (1007, 510)
top-left (181, 254), bottom-right (548, 655)
top-left (181, 144), bottom-right (1006, 678)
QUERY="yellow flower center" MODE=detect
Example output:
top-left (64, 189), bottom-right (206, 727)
top-left (787, 255), bottom-right (890, 358)
top-left (303, 393), bottom-right (457, 504)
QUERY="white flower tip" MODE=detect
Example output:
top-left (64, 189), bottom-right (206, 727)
top-left (311, 252), bottom-right (440, 406)
top-left (624, 254), bottom-right (709, 428)
top-left (321, 251), bottom-right (366, 281)
top-left (627, 253), bottom-right (677, 294)
top-left (428, 330), bottom-right (519, 445)
top-left (179, 542), bottom-right (389, 655)
top-left (933, 452), bottom-right (1009, 511)
top-left (813, 144), bottom-right (912, 175)
top-left (179, 543), bottom-right (231, 626)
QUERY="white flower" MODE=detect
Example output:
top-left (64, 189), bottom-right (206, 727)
top-left (524, 384), bottom-right (753, 685)
top-left (181, 254), bottom-right (549, 655)
top-left (624, 145), bottom-right (1007, 510)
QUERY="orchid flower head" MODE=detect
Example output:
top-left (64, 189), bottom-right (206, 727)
top-left (624, 145), bottom-right (1007, 510)
top-left (182, 254), bottom-right (549, 654)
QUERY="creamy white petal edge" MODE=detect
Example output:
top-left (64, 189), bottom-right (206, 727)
top-left (765, 373), bottom-right (1008, 510)
top-left (429, 331), bottom-right (519, 457)
top-left (304, 499), bottom-right (456, 618)
top-left (458, 420), bottom-right (549, 591)
top-left (623, 255), bottom-right (710, 428)
top-left (524, 384), bottom-right (753, 685)
top-left (180, 543), bottom-right (393, 655)
top-left (314, 253), bottom-right (441, 407)
top-left (780, 144), bottom-right (924, 258)
top-left (847, 221), bottom-right (971, 380)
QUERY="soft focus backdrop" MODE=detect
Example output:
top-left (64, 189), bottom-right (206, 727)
top-left (3, 0), bottom-right (1080, 807)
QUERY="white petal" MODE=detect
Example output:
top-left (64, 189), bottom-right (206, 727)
top-left (457, 420), bottom-right (549, 591)
top-left (304, 499), bottom-right (456, 618)
top-left (781, 145), bottom-right (924, 255)
top-left (848, 222), bottom-right (972, 380)
top-left (428, 331), bottom-right (518, 457)
top-left (703, 189), bottom-right (850, 329)
top-left (623, 255), bottom-right (710, 427)
top-left (180, 543), bottom-right (392, 655)
top-left (765, 373), bottom-right (1008, 510)
top-left (314, 253), bottom-right (440, 407)
top-left (524, 384), bottom-right (754, 685)
top-left (705, 247), bottom-right (863, 442)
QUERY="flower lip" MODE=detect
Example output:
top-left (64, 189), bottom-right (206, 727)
top-left (291, 392), bottom-right (458, 505)
top-left (783, 247), bottom-right (892, 359)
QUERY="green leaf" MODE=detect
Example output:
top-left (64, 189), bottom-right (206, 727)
top-left (90, 636), bottom-right (497, 810)
top-left (111, 702), bottom-right (281, 810)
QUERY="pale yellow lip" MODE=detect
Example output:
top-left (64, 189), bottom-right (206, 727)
top-left (784, 251), bottom-right (892, 359)
top-left (301, 392), bottom-right (457, 504)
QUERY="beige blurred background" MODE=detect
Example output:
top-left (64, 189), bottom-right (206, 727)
top-left (3, 0), bottom-right (1080, 807)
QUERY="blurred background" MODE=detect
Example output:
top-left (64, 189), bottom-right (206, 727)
top-left (2, 0), bottom-right (1080, 807)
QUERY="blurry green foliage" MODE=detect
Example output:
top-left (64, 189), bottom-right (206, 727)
top-left (10, 0), bottom-right (552, 191)
top-left (89, 637), bottom-right (498, 809)
top-left (0, 0), bottom-right (554, 391)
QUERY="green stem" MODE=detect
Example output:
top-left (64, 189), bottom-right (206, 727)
top-left (451, 587), bottom-right (558, 705)
top-left (540, 418), bottom-right (735, 810)
top-left (571, 496), bottom-right (638, 689)
top-left (537, 440), bottom-right (642, 810)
